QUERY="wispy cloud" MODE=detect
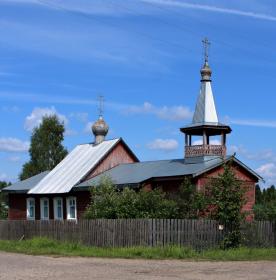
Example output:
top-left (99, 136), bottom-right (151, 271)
top-left (0, 173), bottom-right (8, 181)
top-left (0, 5), bottom-right (168, 69)
top-left (229, 145), bottom-right (276, 186)
top-left (0, 91), bottom-right (192, 121)
top-left (0, 91), bottom-right (85, 104)
top-left (7, 155), bottom-right (21, 162)
top-left (141, 0), bottom-right (276, 22)
top-left (84, 121), bottom-right (93, 134)
top-left (0, 0), bottom-right (38, 3)
top-left (69, 112), bottom-right (89, 123)
top-left (123, 102), bottom-right (193, 121)
top-left (3, 0), bottom-right (155, 16)
top-left (229, 145), bottom-right (276, 162)
top-left (0, 137), bottom-right (29, 152)
top-left (256, 163), bottom-right (276, 186)
top-left (147, 138), bottom-right (178, 151)
top-left (1, 105), bottom-right (20, 113)
top-left (230, 119), bottom-right (276, 128)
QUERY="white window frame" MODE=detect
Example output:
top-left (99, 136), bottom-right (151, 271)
top-left (26, 197), bottom-right (35, 220)
top-left (40, 197), bottom-right (49, 220)
top-left (53, 197), bottom-right (63, 220)
top-left (66, 197), bottom-right (77, 220)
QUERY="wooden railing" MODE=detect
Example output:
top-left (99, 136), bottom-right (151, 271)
top-left (185, 145), bottom-right (226, 158)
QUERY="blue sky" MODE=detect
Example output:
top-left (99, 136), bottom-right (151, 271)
top-left (0, 0), bottom-right (276, 187)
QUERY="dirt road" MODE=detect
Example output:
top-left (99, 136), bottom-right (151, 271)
top-left (0, 252), bottom-right (275, 280)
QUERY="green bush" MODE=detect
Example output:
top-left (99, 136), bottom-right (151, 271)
top-left (254, 203), bottom-right (276, 221)
top-left (85, 177), bottom-right (178, 219)
top-left (168, 178), bottom-right (207, 219)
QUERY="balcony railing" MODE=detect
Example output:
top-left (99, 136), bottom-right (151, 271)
top-left (185, 145), bottom-right (226, 158)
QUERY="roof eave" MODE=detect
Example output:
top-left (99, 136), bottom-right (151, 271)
top-left (193, 156), bottom-right (263, 182)
top-left (2, 189), bottom-right (29, 194)
top-left (180, 124), bottom-right (232, 136)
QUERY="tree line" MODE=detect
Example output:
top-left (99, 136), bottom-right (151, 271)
top-left (254, 185), bottom-right (276, 221)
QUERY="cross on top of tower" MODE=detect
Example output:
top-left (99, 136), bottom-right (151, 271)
top-left (97, 95), bottom-right (104, 117)
top-left (202, 37), bottom-right (210, 63)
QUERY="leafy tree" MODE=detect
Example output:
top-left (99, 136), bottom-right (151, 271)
top-left (85, 177), bottom-right (178, 219)
top-left (255, 184), bottom-right (262, 204)
top-left (254, 203), bottom-right (276, 221)
top-left (133, 188), bottom-right (178, 219)
top-left (85, 177), bottom-right (118, 219)
top-left (20, 115), bottom-right (68, 180)
top-left (0, 181), bottom-right (10, 219)
top-left (264, 185), bottom-right (276, 203)
top-left (169, 178), bottom-right (207, 219)
top-left (254, 185), bottom-right (276, 221)
top-left (207, 162), bottom-right (245, 249)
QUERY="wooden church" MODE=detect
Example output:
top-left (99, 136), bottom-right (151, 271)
top-left (4, 44), bottom-right (261, 221)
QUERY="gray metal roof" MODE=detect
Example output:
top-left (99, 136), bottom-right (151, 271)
top-left (28, 138), bottom-right (120, 194)
top-left (76, 155), bottom-right (262, 189)
top-left (2, 171), bottom-right (50, 193)
top-left (76, 156), bottom-right (221, 188)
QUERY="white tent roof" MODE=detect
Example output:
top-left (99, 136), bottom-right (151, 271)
top-left (28, 138), bottom-right (120, 194)
top-left (192, 81), bottom-right (218, 124)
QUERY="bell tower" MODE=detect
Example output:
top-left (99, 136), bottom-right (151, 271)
top-left (180, 38), bottom-right (231, 158)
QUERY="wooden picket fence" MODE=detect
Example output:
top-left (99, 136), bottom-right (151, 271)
top-left (0, 219), bottom-right (275, 250)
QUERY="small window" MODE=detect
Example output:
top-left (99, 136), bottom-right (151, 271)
top-left (40, 198), bottom-right (49, 220)
top-left (26, 198), bottom-right (35, 220)
top-left (54, 197), bottom-right (63, 220)
top-left (66, 197), bottom-right (77, 220)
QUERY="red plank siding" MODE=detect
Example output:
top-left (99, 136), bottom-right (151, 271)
top-left (84, 141), bottom-right (138, 180)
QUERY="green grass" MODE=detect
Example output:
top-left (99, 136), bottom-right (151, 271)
top-left (0, 237), bottom-right (276, 261)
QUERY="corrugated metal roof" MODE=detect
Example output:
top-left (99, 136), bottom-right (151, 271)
top-left (76, 156), bottom-right (226, 188)
top-left (2, 171), bottom-right (50, 193)
top-left (192, 81), bottom-right (218, 125)
top-left (28, 138), bottom-right (120, 194)
top-left (76, 156), bottom-right (262, 189)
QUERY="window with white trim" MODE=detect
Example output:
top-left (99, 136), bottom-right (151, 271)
top-left (26, 198), bottom-right (35, 220)
top-left (40, 198), bottom-right (49, 220)
top-left (66, 197), bottom-right (77, 220)
top-left (54, 197), bottom-right (63, 220)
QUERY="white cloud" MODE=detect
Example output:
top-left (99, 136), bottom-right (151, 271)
top-left (0, 93), bottom-right (192, 121)
top-left (192, 139), bottom-right (221, 145)
top-left (69, 112), bottom-right (88, 123)
top-left (7, 156), bottom-right (21, 162)
top-left (257, 163), bottom-right (276, 178)
top-left (0, 137), bottom-right (29, 152)
top-left (24, 107), bottom-right (68, 132)
top-left (230, 119), bottom-right (276, 128)
top-left (0, 173), bottom-right (8, 181)
top-left (147, 138), bottom-right (178, 151)
top-left (124, 102), bottom-right (193, 121)
top-left (256, 163), bottom-right (276, 186)
top-left (84, 122), bottom-right (93, 134)
top-left (1, 105), bottom-right (19, 113)
top-left (141, 0), bottom-right (276, 22)
top-left (64, 129), bottom-right (77, 136)
top-left (229, 145), bottom-right (276, 162)
top-left (228, 146), bottom-right (276, 185)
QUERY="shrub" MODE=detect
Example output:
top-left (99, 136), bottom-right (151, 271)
top-left (85, 177), bottom-right (178, 219)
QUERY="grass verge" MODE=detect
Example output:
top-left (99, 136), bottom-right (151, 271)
top-left (0, 237), bottom-right (276, 261)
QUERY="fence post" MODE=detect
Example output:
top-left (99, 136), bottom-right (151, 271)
top-left (273, 221), bottom-right (276, 247)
